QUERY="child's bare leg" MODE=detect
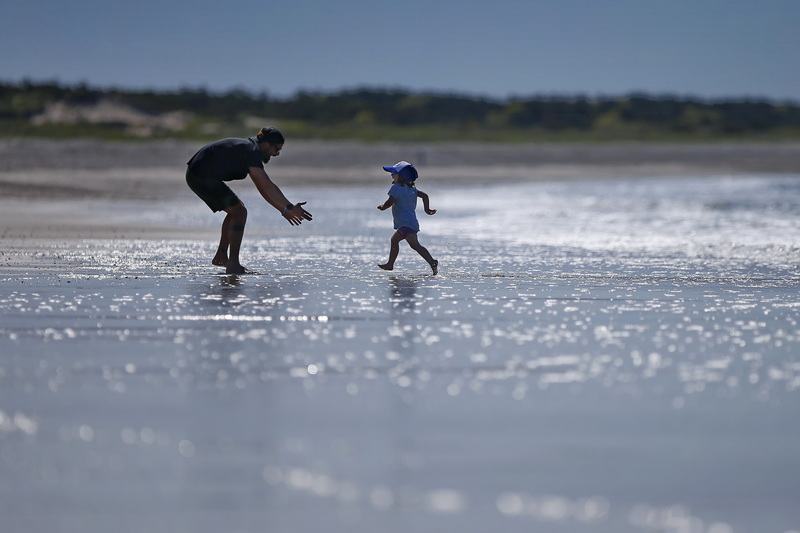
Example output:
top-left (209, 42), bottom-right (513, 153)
top-left (378, 231), bottom-right (403, 270)
top-left (212, 213), bottom-right (233, 266)
top-left (406, 233), bottom-right (437, 274)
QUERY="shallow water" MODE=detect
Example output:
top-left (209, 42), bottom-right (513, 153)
top-left (2, 174), bottom-right (800, 533)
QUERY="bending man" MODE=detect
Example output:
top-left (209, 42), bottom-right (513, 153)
top-left (186, 127), bottom-right (312, 274)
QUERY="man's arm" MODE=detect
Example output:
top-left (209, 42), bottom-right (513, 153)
top-left (417, 190), bottom-right (437, 215)
top-left (248, 166), bottom-right (312, 225)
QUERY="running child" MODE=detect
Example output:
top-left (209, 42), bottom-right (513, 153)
top-left (377, 161), bottom-right (438, 275)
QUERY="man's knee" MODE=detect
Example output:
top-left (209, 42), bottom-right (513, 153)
top-left (228, 202), bottom-right (247, 219)
top-left (225, 203), bottom-right (247, 232)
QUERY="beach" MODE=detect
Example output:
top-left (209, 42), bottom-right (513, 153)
top-left (1, 139), bottom-right (800, 533)
top-left (2, 138), bottom-right (799, 238)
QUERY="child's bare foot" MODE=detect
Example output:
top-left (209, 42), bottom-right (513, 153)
top-left (212, 254), bottom-right (228, 267)
top-left (378, 263), bottom-right (393, 271)
top-left (431, 260), bottom-right (438, 275)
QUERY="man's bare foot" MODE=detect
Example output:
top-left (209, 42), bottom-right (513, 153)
top-left (212, 254), bottom-right (228, 267)
top-left (226, 264), bottom-right (257, 275)
top-left (431, 260), bottom-right (438, 275)
top-left (378, 263), bottom-right (393, 271)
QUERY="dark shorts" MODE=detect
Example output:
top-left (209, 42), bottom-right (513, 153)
top-left (397, 226), bottom-right (419, 238)
top-left (186, 169), bottom-right (241, 213)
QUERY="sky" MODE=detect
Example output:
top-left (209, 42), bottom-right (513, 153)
top-left (2, 0), bottom-right (799, 102)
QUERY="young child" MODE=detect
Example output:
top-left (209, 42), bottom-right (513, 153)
top-left (377, 161), bottom-right (439, 275)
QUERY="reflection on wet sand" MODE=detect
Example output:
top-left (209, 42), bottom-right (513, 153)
top-left (1, 175), bottom-right (800, 533)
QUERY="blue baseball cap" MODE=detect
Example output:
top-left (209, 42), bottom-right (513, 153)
top-left (382, 161), bottom-right (418, 182)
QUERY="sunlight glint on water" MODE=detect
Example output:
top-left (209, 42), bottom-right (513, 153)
top-left (1, 174), bottom-right (800, 533)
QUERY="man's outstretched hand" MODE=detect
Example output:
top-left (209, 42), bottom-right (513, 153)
top-left (283, 202), bottom-right (313, 226)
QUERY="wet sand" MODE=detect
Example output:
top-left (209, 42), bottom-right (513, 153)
top-left (2, 138), bottom-right (799, 240)
top-left (2, 139), bottom-right (800, 533)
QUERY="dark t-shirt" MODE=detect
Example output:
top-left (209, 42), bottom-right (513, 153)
top-left (186, 137), bottom-right (264, 181)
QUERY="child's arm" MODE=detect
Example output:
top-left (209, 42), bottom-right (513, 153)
top-left (417, 190), bottom-right (437, 215)
top-left (377, 196), bottom-right (395, 211)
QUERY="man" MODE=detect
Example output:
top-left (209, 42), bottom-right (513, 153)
top-left (186, 127), bottom-right (312, 274)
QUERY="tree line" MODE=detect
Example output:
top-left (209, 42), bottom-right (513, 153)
top-left (2, 79), bottom-right (799, 140)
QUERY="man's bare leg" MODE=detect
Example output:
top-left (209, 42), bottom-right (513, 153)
top-left (222, 203), bottom-right (252, 274)
top-left (212, 213), bottom-right (232, 266)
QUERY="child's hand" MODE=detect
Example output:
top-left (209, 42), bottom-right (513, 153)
top-left (425, 208), bottom-right (437, 215)
top-left (378, 205), bottom-right (387, 210)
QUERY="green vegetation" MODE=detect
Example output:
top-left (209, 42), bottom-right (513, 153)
top-left (2, 79), bottom-right (800, 142)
